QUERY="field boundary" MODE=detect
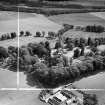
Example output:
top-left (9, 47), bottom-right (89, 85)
top-left (0, 4), bottom-right (105, 16)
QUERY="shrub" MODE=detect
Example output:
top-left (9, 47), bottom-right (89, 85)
top-left (36, 31), bottom-right (41, 37)
top-left (83, 93), bottom-right (98, 105)
top-left (85, 25), bottom-right (105, 33)
top-left (63, 24), bottom-right (74, 31)
top-left (48, 31), bottom-right (57, 37)
top-left (55, 41), bottom-right (62, 49)
top-left (25, 31), bottom-right (31, 36)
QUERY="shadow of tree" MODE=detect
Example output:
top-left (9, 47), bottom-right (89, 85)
top-left (8, 66), bottom-right (17, 72)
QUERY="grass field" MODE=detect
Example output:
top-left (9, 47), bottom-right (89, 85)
top-left (0, 11), bottom-right (18, 34)
top-left (48, 12), bottom-right (105, 26)
top-left (0, 90), bottom-right (105, 105)
top-left (0, 90), bottom-right (44, 105)
top-left (74, 72), bottom-right (105, 89)
top-left (0, 69), bottom-right (17, 88)
top-left (0, 11), bottom-right (62, 35)
top-left (19, 12), bottom-right (62, 34)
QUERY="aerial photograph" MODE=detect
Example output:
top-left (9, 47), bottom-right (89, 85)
top-left (0, 0), bottom-right (105, 104)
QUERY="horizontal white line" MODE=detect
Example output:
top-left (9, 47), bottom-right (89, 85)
top-left (0, 88), bottom-right (104, 91)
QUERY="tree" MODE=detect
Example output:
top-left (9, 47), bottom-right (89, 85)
top-left (25, 31), bottom-right (31, 36)
top-left (83, 93), bottom-right (98, 105)
top-left (20, 31), bottom-right (24, 37)
top-left (30, 62), bottom-right (49, 83)
top-left (55, 41), bottom-right (62, 49)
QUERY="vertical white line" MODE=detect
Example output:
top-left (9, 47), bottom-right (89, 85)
top-left (17, 7), bottom-right (20, 90)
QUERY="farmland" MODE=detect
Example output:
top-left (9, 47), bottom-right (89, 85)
top-left (0, 10), bottom-right (105, 90)
top-left (0, 0), bottom-right (105, 104)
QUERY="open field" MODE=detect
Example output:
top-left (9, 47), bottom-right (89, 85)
top-left (48, 12), bottom-right (105, 26)
top-left (19, 12), bottom-right (62, 34)
top-left (0, 11), bottom-right (62, 35)
top-left (21, 0), bottom-right (105, 10)
top-left (0, 69), bottom-right (17, 88)
top-left (74, 72), bottom-right (105, 89)
top-left (0, 90), bottom-right (44, 105)
top-left (0, 11), bottom-right (18, 34)
top-left (0, 11), bottom-right (18, 47)
top-left (0, 90), bottom-right (105, 105)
